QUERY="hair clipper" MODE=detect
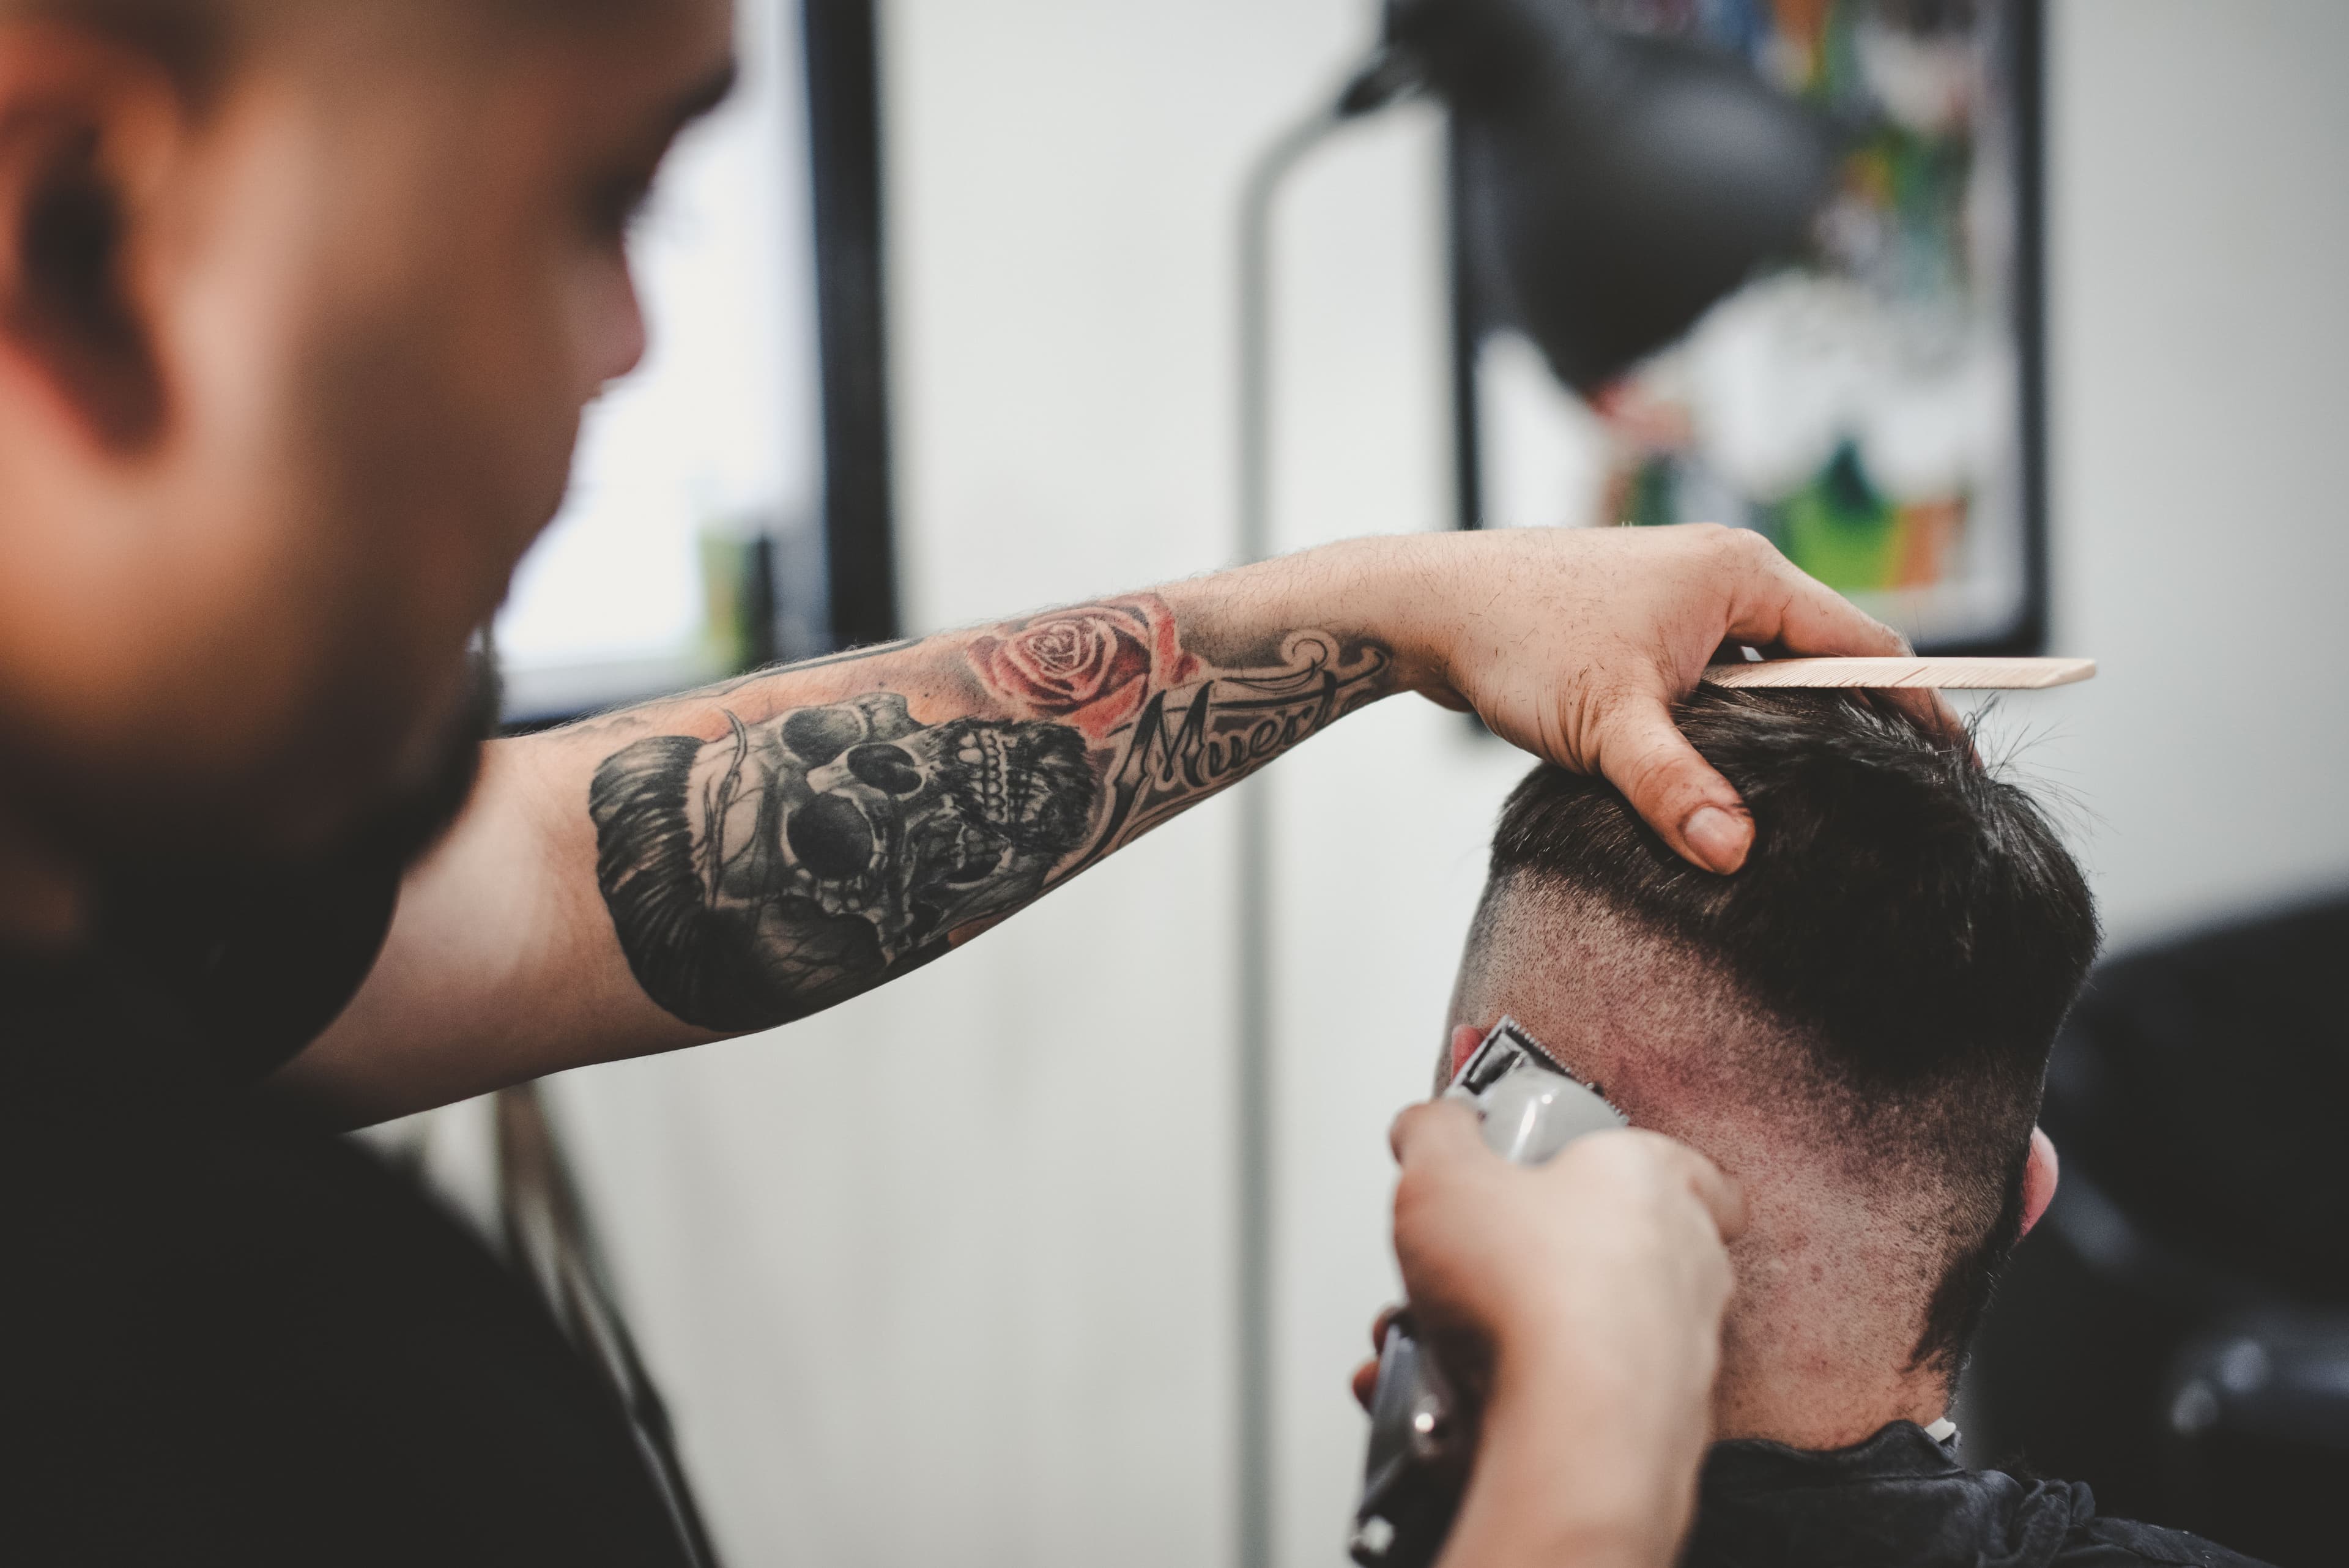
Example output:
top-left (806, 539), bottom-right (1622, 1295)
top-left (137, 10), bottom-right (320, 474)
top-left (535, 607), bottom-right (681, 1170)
top-left (1349, 1017), bottom-right (1628, 1568)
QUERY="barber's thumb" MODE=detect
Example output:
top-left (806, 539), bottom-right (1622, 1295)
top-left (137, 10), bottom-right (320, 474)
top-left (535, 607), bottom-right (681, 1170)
top-left (1389, 1098), bottom-right (1485, 1167)
top-left (1608, 1128), bottom-right (1748, 1242)
top-left (1687, 1156), bottom-right (1749, 1245)
top-left (1595, 701), bottom-right (1751, 875)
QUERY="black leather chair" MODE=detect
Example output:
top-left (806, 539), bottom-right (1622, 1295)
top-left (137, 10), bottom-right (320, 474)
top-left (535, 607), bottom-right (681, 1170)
top-left (1972, 894), bottom-right (2349, 1567)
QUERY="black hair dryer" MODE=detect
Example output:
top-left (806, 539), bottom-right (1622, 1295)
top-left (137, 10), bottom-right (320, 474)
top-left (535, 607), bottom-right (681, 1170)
top-left (1349, 1017), bottom-right (1627, 1568)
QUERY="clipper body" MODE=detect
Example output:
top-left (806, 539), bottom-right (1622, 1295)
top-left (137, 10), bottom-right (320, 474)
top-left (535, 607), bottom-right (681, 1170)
top-left (1349, 1017), bottom-right (1627, 1568)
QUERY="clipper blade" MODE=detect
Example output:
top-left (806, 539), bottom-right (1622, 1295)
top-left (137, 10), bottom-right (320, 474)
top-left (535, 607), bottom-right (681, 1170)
top-left (1450, 1016), bottom-right (1628, 1123)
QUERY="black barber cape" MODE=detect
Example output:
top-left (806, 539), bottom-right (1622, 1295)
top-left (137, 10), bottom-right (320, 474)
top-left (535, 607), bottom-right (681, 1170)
top-left (1684, 1421), bottom-right (2271, 1568)
top-left (0, 850), bottom-right (692, 1568)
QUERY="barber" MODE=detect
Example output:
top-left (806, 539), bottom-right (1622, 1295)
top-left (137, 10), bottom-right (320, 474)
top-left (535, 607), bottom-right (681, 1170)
top-left (2, 1), bottom-right (1886, 1562)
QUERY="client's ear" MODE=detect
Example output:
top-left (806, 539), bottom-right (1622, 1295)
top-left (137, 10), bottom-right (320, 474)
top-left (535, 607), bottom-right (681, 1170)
top-left (2019, 1126), bottom-right (2060, 1239)
top-left (1445, 1023), bottom-right (1485, 1083)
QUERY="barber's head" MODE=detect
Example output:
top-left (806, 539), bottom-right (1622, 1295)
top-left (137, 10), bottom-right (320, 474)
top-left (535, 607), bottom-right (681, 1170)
top-left (0, 0), bottom-right (731, 890)
top-left (1449, 686), bottom-right (2098, 1441)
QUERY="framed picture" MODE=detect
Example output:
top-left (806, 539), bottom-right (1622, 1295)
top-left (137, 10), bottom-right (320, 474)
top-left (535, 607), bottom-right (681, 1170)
top-left (1452, 0), bottom-right (2046, 653)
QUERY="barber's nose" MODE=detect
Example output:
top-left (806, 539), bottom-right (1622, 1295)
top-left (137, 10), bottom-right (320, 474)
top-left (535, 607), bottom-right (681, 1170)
top-left (590, 260), bottom-right (650, 389)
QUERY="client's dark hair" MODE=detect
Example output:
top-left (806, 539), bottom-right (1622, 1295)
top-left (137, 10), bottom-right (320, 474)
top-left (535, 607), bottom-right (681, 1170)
top-left (1482, 685), bottom-right (2099, 1376)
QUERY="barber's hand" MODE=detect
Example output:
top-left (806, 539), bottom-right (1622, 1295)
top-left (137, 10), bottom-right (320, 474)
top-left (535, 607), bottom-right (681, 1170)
top-left (1362, 524), bottom-right (1941, 874)
top-left (1373, 1102), bottom-right (1746, 1568)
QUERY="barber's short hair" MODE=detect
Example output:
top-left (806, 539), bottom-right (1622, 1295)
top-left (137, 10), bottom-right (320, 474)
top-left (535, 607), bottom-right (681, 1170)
top-left (1479, 685), bottom-right (2098, 1375)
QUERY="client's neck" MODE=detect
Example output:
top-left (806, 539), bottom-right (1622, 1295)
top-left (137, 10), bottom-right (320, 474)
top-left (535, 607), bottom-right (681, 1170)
top-left (1708, 1199), bottom-right (1951, 1452)
top-left (1712, 1328), bottom-right (1947, 1452)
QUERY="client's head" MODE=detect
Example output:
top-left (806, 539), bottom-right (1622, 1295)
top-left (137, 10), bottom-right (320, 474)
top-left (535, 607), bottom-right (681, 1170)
top-left (1447, 685), bottom-right (2099, 1448)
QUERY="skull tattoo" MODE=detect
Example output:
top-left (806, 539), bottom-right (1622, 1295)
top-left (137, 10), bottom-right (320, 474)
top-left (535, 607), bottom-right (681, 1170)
top-left (590, 693), bottom-right (1099, 1031)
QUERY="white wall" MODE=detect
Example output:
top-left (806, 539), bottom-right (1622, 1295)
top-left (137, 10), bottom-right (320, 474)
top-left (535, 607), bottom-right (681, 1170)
top-left (554, 3), bottom-right (2349, 1565)
top-left (2012, 0), bottom-right (2349, 947)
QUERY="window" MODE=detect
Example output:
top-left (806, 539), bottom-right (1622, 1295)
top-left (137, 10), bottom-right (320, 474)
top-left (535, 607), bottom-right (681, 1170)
top-left (497, 0), bottom-right (828, 720)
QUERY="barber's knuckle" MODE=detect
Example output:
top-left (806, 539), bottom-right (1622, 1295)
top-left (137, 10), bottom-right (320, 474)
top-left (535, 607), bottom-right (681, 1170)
top-left (1715, 524), bottom-right (1772, 566)
top-left (1622, 749), bottom-right (1699, 812)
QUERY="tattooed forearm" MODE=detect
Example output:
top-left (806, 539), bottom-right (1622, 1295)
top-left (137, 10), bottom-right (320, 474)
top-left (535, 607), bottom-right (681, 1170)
top-left (588, 595), bottom-right (1392, 1032)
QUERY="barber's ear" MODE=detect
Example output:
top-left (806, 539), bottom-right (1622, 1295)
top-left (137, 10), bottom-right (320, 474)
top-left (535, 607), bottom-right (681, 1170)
top-left (0, 25), bottom-right (183, 453)
top-left (2019, 1126), bottom-right (2060, 1240)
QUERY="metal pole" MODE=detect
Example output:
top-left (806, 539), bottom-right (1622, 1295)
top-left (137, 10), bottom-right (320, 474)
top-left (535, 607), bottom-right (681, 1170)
top-left (1233, 102), bottom-right (1343, 1568)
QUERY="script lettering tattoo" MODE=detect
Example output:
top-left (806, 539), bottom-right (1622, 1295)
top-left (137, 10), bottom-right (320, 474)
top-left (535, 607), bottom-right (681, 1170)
top-left (589, 596), bottom-right (1391, 1031)
top-left (1062, 629), bottom-right (1387, 877)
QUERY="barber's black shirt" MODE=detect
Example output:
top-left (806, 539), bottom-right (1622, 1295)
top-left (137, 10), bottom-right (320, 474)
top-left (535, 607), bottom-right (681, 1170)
top-left (1685, 1421), bottom-right (2271, 1568)
top-left (0, 852), bottom-right (692, 1568)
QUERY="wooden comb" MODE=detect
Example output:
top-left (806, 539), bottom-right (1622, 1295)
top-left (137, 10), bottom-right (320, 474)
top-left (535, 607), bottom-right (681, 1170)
top-left (1702, 656), bottom-right (2095, 690)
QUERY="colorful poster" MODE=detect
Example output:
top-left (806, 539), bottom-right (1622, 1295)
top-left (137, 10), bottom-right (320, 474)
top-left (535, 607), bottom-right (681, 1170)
top-left (1467, 0), bottom-right (2041, 650)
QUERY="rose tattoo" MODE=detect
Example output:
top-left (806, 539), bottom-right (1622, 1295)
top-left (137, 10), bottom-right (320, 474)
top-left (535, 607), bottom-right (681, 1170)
top-left (966, 595), bottom-right (1200, 738)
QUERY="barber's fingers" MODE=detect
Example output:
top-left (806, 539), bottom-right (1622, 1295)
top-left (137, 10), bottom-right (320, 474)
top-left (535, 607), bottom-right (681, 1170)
top-left (1351, 1356), bottom-right (1379, 1413)
top-left (1389, 1097), bottom-right (1485, 1167)
top-left (1688, 1155), bottom-right (1746, 1244)
top-left (1880, 683), bottom-right (1963, 741)
top-left (1392, 1104), bottom-right (1743, 1239)
top-left (1586, 694), bottom-right (1754, 875)
top-left (1348, 1304), bottom-right (1406, 1412)
top-left (1864, 678), bottom-right (1964, 742)
top-left (1721, 531), bottom-right (1910, 660)
top-left (1722, 539), bottom-right (1962, 740)
top-left (1624, 1130), bottom-right (1747, 1245)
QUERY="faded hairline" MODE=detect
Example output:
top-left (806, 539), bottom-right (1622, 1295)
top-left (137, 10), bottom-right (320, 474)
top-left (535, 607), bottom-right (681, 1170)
top-left (1455, 869), bottom-right (1860, 1121)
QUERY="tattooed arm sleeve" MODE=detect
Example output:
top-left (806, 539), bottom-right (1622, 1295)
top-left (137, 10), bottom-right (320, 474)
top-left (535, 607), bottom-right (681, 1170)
top-left (280, 524), bottom-right (1905, 1121)
top-left (585, 595), bottom-right (1392, 1032)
